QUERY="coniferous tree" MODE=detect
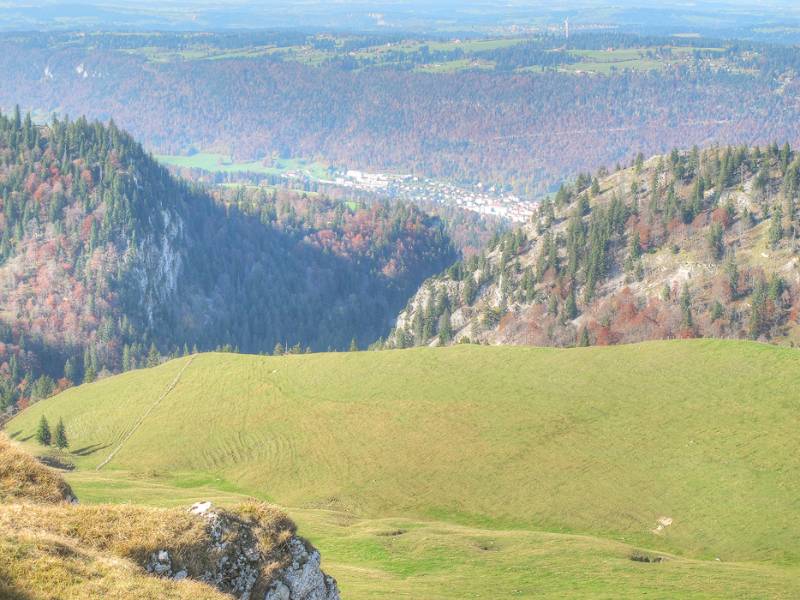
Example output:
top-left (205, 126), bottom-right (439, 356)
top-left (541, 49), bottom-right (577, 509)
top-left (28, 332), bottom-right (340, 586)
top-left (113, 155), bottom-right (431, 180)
top-left (36, 415), bottom-right (51, 447)
top-left (564, 287), bottom-right (578, 320)
top-left (768, 205), bottom-right (783, 247)
top-left (707, 222), bottom-right (725, 260)
top-left (55, 418), bottom-right (68, 450)
top-left (146, 343), bottom-right (160, 367)
top-left (725, 254), bottom-right (739, 298)
top-left (750, 278), bottom-right (767, 339)
top-left (711, 300), bottom-right (725, 322)
top-left (680, 282), bottom-right (693, 329)
top-left (462, 276), bottom-right (475, 306)
top-left (64, 357), bottom-right (78, 383)
top-left (438, 309), bottom-right (453, 345)
top-left (83, 353), bottom-right (96, 384)
top-left (628, 230), bottom-right (642, 260)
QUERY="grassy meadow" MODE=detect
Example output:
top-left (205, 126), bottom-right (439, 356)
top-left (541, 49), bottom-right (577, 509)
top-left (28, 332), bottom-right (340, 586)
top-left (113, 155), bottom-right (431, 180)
top-left (156, 152), bottom-right (331, 180)
top-left (6, 340), bottom-right (800, 597)
top-left (121, 34), bottom-right (726, 76)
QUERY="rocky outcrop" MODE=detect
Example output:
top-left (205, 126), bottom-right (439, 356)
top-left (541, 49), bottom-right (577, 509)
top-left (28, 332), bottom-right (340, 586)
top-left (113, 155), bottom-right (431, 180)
top-left (264, 538), bottom-right (339, 600)
top-left (146, 501), bottom-right (340, 600)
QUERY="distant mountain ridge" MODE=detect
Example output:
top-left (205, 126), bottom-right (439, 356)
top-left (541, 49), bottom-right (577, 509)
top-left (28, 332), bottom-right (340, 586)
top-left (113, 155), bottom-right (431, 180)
top-left (5, 32), bottom-right (800, 194)
top-left (388, 144), bottom-right (800, 348)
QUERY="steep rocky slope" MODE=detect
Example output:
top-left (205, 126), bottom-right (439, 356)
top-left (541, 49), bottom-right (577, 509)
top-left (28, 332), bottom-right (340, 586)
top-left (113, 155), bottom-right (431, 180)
top-left (388, 144), bottom-right (800, 347)
top-left (0, 111), bottom-right (454, 411)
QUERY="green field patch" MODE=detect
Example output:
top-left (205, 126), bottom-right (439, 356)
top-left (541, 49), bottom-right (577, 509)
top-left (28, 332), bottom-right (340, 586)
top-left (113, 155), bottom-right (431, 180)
top-left (415, 58), bottom-right (495, 73)
top-left (156, 152), bottom-right (331, 180)
top-left (57, 472), bottom-right (800, 599)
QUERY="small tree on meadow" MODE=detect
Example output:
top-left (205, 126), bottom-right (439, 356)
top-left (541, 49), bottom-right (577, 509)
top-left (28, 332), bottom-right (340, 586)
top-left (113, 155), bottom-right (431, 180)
top-left (36, 415), bottom-right (51, 446)
top-left (55, 418), bottom-right (69, 450)
top-left (146, 343), bottom-right (160, 368)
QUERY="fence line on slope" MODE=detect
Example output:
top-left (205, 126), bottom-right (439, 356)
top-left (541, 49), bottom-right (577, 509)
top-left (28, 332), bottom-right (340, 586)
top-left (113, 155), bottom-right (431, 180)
top-left (96, 354), bottom-right (196, 471)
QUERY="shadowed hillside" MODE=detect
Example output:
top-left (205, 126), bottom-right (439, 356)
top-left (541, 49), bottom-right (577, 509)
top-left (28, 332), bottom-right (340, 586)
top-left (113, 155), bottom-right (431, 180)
top-left (0, 112), bottom-right (455, 412)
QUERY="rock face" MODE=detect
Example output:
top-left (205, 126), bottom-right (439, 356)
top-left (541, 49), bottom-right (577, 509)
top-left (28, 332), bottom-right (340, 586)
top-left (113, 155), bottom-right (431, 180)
top-left (196, 502), bottom-right (263, 597)
top-left (145, 501), bottom-right (341, 600)
top-left (264, 538), bottom-right (340, 600)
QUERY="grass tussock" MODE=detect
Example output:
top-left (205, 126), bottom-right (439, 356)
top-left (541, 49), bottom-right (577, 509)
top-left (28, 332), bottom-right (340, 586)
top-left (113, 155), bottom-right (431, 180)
top-left (0, 500), bottom-right (296, 581)
top-left (0, 531), bottom-right (229, 600)
top-left (0, 503), bottom-right (210, 569)
top-left (231, 501), bottom-right (298, 595)
top-left (0, 433), bottom-right (74, 504)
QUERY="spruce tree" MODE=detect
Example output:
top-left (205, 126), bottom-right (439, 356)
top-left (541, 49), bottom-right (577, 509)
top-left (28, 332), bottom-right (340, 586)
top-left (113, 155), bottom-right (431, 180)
top-left (768, 205), bottom-right (783, 247)
top-left (711, 301), bottom-right (724, 322)
top-left (564, 288), bottom-right (578, 320)
top-left (462, 276), bottom-right (475, 306)
top-left (629, 230), bottom-right (642, 260)
top-left (83, 347), bottom-right (96, 383)
top-left (64, 357), bottom-right (77, 383)
top-left (438, 309), bottom-right (453, 345)
top-left (122, 344), bottom-right (131, 371)
top-left (146, 343), bottom-right (160, 367)
top-left (55, 418), bottom-right (68, 450)
top-left (680, 282), bottom-right (693, 328)
top-left (707, 222), bottom-right (724, 260)
top-left (36, 415), bottom-right (51, 446)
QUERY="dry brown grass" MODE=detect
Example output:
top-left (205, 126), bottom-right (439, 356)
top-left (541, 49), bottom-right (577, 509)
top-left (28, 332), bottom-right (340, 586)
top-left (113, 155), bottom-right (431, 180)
top-left (0, 503), bottom-right (212, 570)
top-left (0, 433), bottom-right (74, 504)
top-left (230, 501), bottom-right (297, 596)
top-left (0, 437), bottom-right (298, 598)
top-left (0, 501), bottom-right (297, 588)
top-left (0, 531), bottom-right (230, 600)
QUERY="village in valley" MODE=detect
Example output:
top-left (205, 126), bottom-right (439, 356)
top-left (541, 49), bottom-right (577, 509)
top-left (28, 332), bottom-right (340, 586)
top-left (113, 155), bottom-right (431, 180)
top-left (325, 169), bottom-right (536, 222)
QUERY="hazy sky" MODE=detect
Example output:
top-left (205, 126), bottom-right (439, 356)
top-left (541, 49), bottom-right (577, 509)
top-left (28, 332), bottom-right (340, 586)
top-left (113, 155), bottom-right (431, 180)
top-left (1, 1), bottom-right (799, 33)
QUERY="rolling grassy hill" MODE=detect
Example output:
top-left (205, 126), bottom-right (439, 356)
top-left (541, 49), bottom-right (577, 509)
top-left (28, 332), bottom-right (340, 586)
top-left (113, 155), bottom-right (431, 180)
top-left (6, 340), bottom-right (800, 597)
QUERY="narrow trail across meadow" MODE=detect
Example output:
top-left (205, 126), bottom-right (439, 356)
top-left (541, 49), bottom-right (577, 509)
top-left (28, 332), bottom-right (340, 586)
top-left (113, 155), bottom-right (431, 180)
top-left (95, 355), bottom-right (196, 471)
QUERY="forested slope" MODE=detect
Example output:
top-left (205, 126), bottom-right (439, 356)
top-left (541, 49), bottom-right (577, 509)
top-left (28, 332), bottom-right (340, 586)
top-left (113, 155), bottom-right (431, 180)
top-left (0, 111), bottom-right (455, 410)
top-left (4, 32), bottom-right (800, 193)
top-left (390, 144), bottom-right (800, 347)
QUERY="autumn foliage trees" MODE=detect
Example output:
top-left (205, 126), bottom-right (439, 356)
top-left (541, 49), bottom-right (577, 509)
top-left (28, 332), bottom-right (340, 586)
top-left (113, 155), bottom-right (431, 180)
top-left (0, 111), bottom-right (456, 411)
top-left (5, 33), bottom-right (800, 196)
top-left (390, 143), bottom-right (800, 349)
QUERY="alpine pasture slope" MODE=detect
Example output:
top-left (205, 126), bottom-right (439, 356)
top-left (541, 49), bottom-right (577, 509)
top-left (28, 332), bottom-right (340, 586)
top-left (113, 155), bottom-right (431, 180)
top-left (6, 340), bottom-right (800, 598)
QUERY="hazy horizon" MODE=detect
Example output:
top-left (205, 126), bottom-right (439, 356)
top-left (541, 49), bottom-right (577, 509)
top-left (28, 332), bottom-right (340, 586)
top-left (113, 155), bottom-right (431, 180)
top-left (2, 0), bottom-right (800, 37)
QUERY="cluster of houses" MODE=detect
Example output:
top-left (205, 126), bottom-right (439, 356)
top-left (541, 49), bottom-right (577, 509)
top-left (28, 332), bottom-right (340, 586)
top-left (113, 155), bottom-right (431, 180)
top-left (329, 169), bottom-right (535, 222)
